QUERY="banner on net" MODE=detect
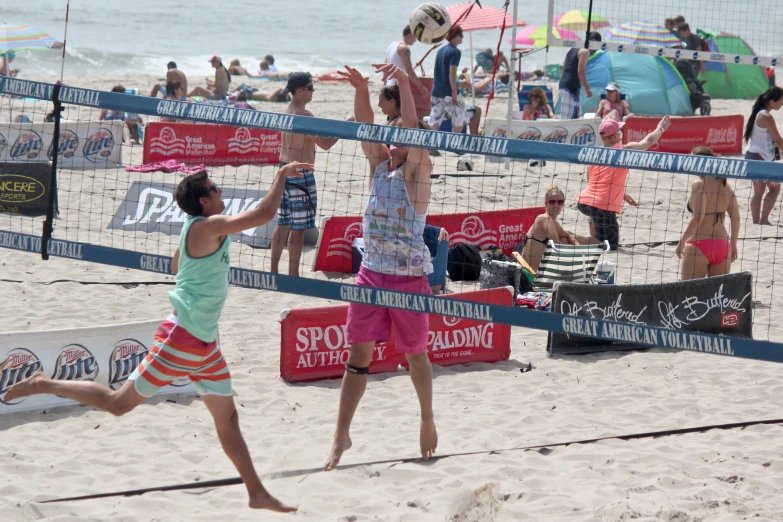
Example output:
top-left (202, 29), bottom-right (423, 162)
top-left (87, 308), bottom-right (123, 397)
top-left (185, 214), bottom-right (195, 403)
top-left (0, 121), bottom-right (122, 168)
top-left (0, 319), bottom-right (196, 414)
top-left (484, 117), bottom-right (600, 146)
top-left (280, 287), bottom-right (512, 382)
top-left (0, 161), bottom-right (54, 217)
top-left (548, 272), bottom-right (753, 356)
top-left (622, 115), bottom-right (744, 155)
top-left (2, 78), bottom-right (782, 181)
top-left (143, 122), bottom-right (281, 166)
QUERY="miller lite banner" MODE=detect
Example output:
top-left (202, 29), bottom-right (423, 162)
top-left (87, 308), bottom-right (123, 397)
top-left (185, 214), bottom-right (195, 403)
top-left (622, 115), bottom-right (744, 155)
top-left (0, 162), bottom-right (55, 217)
top-left (280, 287), bottom-right (513, 382)
top-left (0, 121), bottom-right (123, 169)
top-left (484, 117), bottom-right (601, 147)
top-left (0, 320), bottom-right (195, 414)
top-left (143, 122), bottom-right (281, 166)
top-left (313, 208), bottom-right (542, 275)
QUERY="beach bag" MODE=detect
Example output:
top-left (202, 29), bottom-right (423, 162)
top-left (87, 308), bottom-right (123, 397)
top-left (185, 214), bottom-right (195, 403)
top-left (447, 244), bottom-right (481, 281)
top-left (480, 258), bottom-right (524, 295)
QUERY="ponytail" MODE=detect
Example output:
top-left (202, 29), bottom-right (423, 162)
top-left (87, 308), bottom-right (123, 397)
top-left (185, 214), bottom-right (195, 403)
top-left (745, 86), bottom-right (783, 143)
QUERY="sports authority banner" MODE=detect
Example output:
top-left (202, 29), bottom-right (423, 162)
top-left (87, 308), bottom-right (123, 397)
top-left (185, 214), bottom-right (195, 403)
top-left (484, 117), bottom-right (600, 146)
top-left (623, 116), bottom-right (744, 155)
top-left (0, 320), bottom-right (195, 414)
top-left (2, 78), bottom-right (780, 182)
top-left (548, 272), bottom-right (753, 356)
top-left (279, 287), bottom-right (513, 382)
top-left (0, 121), bottom-right (122, 168)
top-left (312, 208), bottom-right (543, 274)
top-left (0, 162), bottom-right (54, 217)
top-left (143, 122), bottom-right (281, 166)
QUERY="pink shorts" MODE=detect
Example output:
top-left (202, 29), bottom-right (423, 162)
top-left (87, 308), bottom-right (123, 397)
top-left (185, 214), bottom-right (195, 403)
top-left (346, 266), bottom-right (432, 354)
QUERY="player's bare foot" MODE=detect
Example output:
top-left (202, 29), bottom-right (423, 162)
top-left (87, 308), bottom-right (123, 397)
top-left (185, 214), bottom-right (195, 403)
top-left (761, 219), bottom-right (774, 226)
top-left (420, 418), bottom-right (438, 460)
top-left (4, 370), bottom-right (46, 402)
top-left (324, 433), bottom-right (352, 471)
top-left (248, 490), bottom-right (297, 513)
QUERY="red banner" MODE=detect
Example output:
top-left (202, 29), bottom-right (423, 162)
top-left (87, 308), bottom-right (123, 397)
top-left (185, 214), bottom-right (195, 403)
top-left (279, 287), bottom-right (513, 382)
top-left (622, 115), bottom-right (743, 155)
top-left (143, 122), bottom-right (281, 166)
top-left (312, 208), bottom-right (543, 275)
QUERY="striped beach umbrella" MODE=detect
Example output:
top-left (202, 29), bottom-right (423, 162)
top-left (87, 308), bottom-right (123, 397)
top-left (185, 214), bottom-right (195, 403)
top-left (0, 22), bottom-right (60, 54)
top-left (509, 25), bottom-right (580, 47)
top-left (606, 21), bottom-right (682, 47)
top-left (554, 10), bottom-right (610, 32)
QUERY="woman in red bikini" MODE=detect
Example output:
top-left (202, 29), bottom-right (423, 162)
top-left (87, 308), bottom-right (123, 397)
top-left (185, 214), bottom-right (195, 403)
top-left (676, 147), bottom-right (741, 280)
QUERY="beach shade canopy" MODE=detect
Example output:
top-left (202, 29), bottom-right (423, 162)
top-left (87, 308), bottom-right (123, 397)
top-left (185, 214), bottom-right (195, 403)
top-left (699, 30), bottom-right (769, 99)
top-left (577, 51), bottom-right (692, 115)
top-left (509, 25), bottom-right (580, 47)
top-left (606, 21), bottom-right (681, 47)
top-left (0, 22), bottom-right (61, 54)
top-left (445, 3), bottom-right (526, 32)
top-left (554, 10), bottom-right (610, 32)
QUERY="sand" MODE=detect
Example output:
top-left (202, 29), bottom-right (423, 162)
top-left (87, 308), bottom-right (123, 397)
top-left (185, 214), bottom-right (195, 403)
top-left (1, 73), bottom-right (783, 521)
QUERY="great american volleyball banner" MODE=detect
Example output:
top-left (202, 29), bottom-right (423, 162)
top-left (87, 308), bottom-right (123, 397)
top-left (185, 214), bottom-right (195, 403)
top-left (2, 77), bottom-right (782, 182)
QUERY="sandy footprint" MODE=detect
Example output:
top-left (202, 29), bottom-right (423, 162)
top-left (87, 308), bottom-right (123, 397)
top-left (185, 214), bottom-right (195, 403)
top-left (447, 483), bottom-right (501, 522)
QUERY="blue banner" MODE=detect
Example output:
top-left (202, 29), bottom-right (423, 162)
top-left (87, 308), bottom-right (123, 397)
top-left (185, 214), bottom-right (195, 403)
top-left (2, 77), bottom-right (782, 183)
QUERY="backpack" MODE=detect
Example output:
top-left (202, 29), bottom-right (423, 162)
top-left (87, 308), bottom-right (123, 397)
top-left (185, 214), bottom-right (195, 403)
top-left (447, 243), bottom-right (482, 281)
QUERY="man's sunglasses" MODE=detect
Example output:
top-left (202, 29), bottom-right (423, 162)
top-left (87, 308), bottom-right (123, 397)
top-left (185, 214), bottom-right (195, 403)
top-left (302, 84), bottom-right (314, 92)
top-left (546, 198), bottom-right (565, 205)
top-left (207, 184), bottom-right (221, 194)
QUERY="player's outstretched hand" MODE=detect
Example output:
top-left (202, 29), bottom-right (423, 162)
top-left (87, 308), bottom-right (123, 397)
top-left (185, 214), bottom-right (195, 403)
top-left (373, 63), bottom-right (408, 84)
top-left (278, 162), bottom-right (313, 179)
top-left (336, 66), bottom-right (368, 89)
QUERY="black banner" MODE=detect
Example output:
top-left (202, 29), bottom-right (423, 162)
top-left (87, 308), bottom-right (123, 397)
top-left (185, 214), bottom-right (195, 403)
top-left (0, 162), bottom-right (54, 217)
top-left (548, 272), bottom-right (753, 355)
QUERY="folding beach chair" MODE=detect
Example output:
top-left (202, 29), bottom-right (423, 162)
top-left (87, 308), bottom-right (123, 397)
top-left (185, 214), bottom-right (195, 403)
top-left (533, 240), bottom-right (610, 289)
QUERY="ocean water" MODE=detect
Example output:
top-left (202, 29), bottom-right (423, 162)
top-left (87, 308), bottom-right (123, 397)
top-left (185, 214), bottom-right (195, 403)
top-left (3, 0), bottom-right (781, 79)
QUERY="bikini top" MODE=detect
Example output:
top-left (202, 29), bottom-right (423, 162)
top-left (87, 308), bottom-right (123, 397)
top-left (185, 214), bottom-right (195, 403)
top-left (686, 199), bottom-right (725, 225)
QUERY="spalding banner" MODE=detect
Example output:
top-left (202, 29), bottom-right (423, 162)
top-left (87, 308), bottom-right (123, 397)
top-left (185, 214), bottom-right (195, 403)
top-left (0, 320), bottom-right (195, 414)
top-left (143, 122), bottom-right (281, 166)
top-left (280, 287), bottom-right (513, 382)
top-left (313, 208), bottom-right (542, 275)
top-left (623, 115), bottom-right (743, 155)
top-left (548, 272), bottom-right (753, 356)
top-left (484, 117), bottom-right (601, 147)
top-left (0, 161), bottom-right (54, 217)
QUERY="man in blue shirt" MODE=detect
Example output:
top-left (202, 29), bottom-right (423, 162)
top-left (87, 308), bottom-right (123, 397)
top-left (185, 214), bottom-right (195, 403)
top-left (429, 26), bottom-right (470, 133)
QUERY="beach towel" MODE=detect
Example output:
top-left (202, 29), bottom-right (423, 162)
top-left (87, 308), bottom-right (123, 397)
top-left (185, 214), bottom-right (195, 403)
top-left (126, 160), bottom-right (206, 174)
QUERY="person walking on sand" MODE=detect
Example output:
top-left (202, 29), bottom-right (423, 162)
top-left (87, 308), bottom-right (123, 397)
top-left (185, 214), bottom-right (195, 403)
top-left (745, 86), bottom-right (783, 225)
top-left (676, 147), bottom-right (740, 280)
top-left (385, 25), bottom-right (427, 94)
top-left (270, 72), bottom-right (339, 277)
top-left (428, 26), bottom-right (470, 133)
top-left (3, 164), bottom-right (313, 514)
top-left (324, 63), bottom-right (437, 472)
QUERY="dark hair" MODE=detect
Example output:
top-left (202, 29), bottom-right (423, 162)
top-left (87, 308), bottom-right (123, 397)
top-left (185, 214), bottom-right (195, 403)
top-left (448, 25), bottom-right (463, 40)
top-left (167, 61), bottom-right (177, 69)
top-left (533, 69), bottom-right (545, 77)
top-left (679, 23), bottom-right (691, 33)
top-left (237, 91), bottom-right (248, 102)
top-left (498, 73), bottom-right (511, 84)
top-left (674, 15), bottom-right (686, 23)
top-left (691, 146), bottom-right (727, 184)
top-left (664, 18), bottom-right (674, 25)
top-left (381, 84), bottom-right (401, 111)
top-left (588, 31), bottom-right (602, 42)
top-left (264, 54), bottom-right (274, 64)
top-left (745, 87), bottom-right (783, 143)
top-left (402, 25), bottom-right (412, 37)
top-left (175, 170), bottom-right (211, 216)
top-left (111, 85), bottom-right (126, 93)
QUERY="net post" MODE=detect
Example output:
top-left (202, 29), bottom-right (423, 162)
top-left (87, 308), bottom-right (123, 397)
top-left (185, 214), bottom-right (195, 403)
top-left (41, 81), bottom-right (62, 261)
top-left (584, 0), bottom-right (594, 48)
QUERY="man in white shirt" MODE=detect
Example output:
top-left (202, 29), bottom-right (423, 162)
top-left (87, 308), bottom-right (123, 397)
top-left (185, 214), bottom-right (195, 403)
top-left (384, 26), bottom-right (426, 93)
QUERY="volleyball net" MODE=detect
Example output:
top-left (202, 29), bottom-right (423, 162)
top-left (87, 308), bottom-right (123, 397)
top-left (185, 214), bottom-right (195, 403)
top-left (544, 0), bottom-right (781, 67)
top-left (1, 77), bottom-right (783, 361)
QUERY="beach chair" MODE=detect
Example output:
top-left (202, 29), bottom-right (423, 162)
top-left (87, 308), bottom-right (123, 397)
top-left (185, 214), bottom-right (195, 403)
top-left (533, 240), bottom-right (609, 289)
top-left (428, 240), bottom-right (449, 293)
top-left (517, 85), bottom-right (554, 110)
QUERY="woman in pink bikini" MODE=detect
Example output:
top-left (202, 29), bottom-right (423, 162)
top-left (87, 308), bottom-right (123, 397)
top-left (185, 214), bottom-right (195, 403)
top-left (596, 83), bottom-right (632, 122)
top-left (676, 147), bottom-right (740, 280)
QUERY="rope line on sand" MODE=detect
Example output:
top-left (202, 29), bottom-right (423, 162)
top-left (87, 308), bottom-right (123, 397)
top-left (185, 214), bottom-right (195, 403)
top-left (41, 416), bottom-right (783, 503)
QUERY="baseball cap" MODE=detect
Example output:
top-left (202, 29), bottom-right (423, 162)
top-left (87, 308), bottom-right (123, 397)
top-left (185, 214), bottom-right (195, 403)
top-left (598, 119), bottom-right (625, 135)
top-left (281, 71), bottom-right (313, 96)
top-left (208, 55), bottom-right (222, 63)
top-left (605, 83), bottom-right (619, 92)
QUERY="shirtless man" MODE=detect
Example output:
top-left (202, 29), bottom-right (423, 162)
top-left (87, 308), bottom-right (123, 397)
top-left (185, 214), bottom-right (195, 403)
top-left (150, 61), bottom-right (188, 97)
top-left (270, 72), bottom-right (339, 277)
top-left (189, 56), bottom-right (230, 99)
top-left (384, 25), bottom-right (426, 94)
top-left (3, 163), bottom-right (313, 513)
top-left (325, 63), bottom-right (437, 472)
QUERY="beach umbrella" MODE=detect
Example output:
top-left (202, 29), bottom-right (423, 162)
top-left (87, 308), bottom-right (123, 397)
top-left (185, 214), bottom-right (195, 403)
top-left (606, 21), bottom-right (681, 47)
top-left (554, 10), bottom-right (610, 32)
top-left (0, 22), bottom-right (61, 54)
top-left (509, 25), bottom-right (580, 47)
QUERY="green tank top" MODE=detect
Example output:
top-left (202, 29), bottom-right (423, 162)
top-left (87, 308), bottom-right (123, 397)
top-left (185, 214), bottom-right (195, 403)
top-left (168, 216), bottom-right (231, 342)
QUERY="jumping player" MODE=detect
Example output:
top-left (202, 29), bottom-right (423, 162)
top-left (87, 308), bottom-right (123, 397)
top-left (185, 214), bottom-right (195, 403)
top-left (324, 63), bottom-right (437, 471)
top-left (4, 162), bottom-right (313, 513)
top-left (270, 72), bottom-right (340, 277)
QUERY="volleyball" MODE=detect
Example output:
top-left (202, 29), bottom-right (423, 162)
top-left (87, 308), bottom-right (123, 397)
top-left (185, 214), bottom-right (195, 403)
top-left (409, 3), bottom-right (452, 44)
